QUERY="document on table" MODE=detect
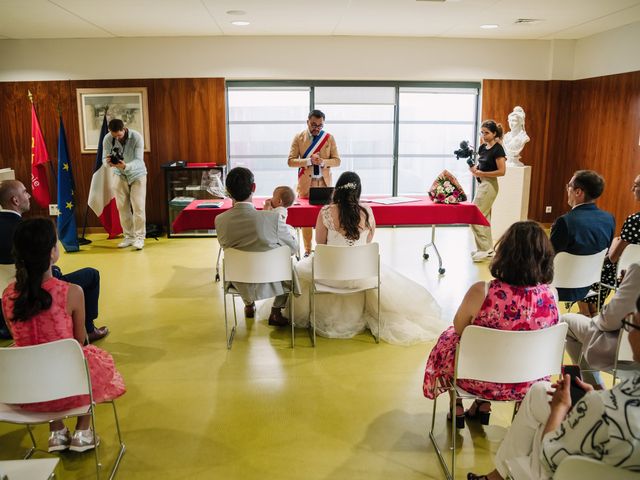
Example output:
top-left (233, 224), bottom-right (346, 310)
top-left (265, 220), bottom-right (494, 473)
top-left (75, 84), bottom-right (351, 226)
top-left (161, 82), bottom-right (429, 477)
top-left (367, 197), bottom-right (421, 205)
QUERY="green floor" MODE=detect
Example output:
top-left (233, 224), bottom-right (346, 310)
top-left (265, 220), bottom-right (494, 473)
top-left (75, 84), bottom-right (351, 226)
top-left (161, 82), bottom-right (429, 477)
top-left (0, 227), bottom-right (576, 479)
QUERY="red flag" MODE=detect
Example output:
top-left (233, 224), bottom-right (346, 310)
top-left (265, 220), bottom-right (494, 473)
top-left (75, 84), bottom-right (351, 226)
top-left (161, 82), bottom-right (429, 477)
top-left (31, 104), bottom-right (51, 208)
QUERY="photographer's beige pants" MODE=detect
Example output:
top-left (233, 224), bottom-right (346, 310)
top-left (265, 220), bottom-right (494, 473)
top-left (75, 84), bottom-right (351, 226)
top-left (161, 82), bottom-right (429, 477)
top-left (114, 175), bottom-right (147, 242)
top-left (470, 177), bottom-right (498, 252)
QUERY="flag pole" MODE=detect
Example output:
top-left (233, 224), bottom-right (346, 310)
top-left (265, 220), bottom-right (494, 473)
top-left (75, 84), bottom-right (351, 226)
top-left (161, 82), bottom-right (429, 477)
top-left (57, 103), bottom-right (90, 246)
top-left (77, 101), bottom-right (93, 245)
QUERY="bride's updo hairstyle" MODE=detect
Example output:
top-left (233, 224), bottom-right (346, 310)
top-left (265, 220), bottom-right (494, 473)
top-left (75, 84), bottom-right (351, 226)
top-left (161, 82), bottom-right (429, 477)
top-left (490, 220), bottom-right (554, 286)
top-left (10, 218), bottom-right (57, 321)
top-left (332, 171), bottom-right (371, 241)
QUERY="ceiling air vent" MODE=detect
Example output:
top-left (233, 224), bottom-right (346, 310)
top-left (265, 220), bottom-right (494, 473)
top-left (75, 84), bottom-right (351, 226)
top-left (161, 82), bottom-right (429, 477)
top-left (514, 18), bottom-right (543, 25)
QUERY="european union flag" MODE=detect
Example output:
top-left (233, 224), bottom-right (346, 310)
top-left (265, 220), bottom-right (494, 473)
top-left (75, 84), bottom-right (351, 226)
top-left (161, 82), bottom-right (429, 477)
top-left (57, 116), bottom-right (79, 252)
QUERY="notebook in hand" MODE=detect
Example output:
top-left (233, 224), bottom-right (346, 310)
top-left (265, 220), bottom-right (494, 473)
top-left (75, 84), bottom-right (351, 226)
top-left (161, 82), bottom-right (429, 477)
top-left (309, 187), bottom-right (334, 205)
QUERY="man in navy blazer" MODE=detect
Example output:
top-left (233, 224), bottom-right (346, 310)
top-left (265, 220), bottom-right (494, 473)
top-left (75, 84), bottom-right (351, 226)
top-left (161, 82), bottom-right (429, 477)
top-left (550, 170), bottom-right (615, 304)
top-left (0, 180), bottom-right (109, 342)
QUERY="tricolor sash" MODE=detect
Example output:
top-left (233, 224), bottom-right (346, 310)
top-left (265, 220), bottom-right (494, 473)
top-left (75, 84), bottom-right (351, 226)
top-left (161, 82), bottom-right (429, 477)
top-left (298, 130), bottom-right (330, 178)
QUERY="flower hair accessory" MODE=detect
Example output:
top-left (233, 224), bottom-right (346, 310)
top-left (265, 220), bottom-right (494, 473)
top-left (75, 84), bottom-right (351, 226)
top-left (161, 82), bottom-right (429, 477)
top-left (428, 170), bottom-right (467, 204)
top-left (336, 182), bottom-right (358, 190)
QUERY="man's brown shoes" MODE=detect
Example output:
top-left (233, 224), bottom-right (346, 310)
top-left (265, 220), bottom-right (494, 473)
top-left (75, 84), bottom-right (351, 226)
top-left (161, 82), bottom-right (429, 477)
top-left (88, 326), bottom-right (109, 343)
top-left (268, 307), bottom-right (289, 327)
top-left (244, 303), bottom-right (256, 318)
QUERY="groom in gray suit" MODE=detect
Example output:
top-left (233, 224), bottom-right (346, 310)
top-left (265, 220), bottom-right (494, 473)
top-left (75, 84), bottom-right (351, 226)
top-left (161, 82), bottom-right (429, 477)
top-left (215, 167), bottom-right (298, 326)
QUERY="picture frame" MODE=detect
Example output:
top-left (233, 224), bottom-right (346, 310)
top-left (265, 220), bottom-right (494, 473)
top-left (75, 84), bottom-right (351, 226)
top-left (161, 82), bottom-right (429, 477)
top-left (76, 87), bottom-right (151, 153)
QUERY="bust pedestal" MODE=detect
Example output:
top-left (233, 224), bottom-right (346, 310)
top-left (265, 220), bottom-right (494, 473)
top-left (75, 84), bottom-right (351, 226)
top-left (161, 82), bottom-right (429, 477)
top-left (491, 165), bottom-right (532, 242)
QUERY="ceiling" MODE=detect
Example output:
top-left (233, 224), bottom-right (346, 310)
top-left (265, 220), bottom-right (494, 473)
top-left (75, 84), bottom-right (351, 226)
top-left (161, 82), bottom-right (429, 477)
top-left (1, 0), bottom-right (640, 40)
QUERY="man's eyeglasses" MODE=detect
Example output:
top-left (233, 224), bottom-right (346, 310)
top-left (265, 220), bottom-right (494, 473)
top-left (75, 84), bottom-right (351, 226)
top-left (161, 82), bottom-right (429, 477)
top-left (622, 318), bottom-right (640, 332)
top-left (309, 122), bottom-right (324, 129)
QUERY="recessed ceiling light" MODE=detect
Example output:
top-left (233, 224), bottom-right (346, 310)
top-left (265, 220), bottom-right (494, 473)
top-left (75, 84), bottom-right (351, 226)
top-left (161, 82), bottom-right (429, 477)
top-left (226, 10), bottom-right (246, 16)
top-left (480, 24), bottom-right (499, 29)
top-left (231, 21), bottom-right (250, 26)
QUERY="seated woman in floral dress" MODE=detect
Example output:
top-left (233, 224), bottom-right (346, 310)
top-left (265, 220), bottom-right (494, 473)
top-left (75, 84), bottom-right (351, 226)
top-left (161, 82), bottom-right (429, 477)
top-left (422, 221), bottom-right (559, 428)
top-left (2, 218), bottom-right (126, 453)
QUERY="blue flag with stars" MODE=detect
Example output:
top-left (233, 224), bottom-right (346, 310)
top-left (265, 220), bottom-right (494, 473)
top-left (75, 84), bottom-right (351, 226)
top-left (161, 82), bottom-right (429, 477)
top-left (57, 116), bottom-right (79, 252)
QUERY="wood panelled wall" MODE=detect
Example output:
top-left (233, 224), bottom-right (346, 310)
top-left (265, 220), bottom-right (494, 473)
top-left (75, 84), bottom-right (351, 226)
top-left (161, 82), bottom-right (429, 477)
top-left (0, 78), bottom-right (226, 227)
top-left (482, 72), bottom-right (640, 230)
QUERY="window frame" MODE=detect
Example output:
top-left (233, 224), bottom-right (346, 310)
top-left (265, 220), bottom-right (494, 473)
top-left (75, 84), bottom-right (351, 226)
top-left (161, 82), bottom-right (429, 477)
top-left (226, 80), bottom-right (480, 196)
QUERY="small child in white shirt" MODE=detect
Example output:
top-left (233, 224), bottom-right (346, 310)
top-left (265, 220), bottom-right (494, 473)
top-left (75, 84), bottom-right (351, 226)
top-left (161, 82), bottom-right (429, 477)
top-left (265, 186), bottom-right (296, 237)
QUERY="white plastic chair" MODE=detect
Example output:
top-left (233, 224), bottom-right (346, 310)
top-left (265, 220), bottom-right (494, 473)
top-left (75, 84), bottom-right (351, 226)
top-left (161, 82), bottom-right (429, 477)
top-left (429, 323), bottom-right (568, 480)
top-left (0, 338), bottom-right (125, 479)
top-left (552, 249), bottom-right (607, 310)
top-left (0, 264), bottom-right (15, 288)
top-left (309, 243), bottom-right (381, 347)
top-left (0, 458), bottom-right (58, 479)
top-left (554, 455), bottom-right (639, 480)
top-left (616, 244), bottom-right (640, 277)
top-left (609, 314), bottom-right (636, 385)
top-left (222, 246), bottom-right (295, 348)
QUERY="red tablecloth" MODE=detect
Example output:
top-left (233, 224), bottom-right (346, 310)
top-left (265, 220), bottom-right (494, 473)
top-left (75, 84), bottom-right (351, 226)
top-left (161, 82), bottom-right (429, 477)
top-left (172, 197), bottom-right (488, 233)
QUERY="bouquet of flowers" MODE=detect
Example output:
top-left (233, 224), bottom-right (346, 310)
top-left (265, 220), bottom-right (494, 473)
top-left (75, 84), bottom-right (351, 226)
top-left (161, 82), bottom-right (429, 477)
top-left (428, 170), bottom-right (467, 204)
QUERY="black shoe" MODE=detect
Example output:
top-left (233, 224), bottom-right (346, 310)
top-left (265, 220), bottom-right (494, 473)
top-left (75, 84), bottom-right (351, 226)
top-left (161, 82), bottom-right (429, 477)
top-left (268, 308), bottom-right (289, 327)
top-left (465, 400), bottom-right (491, 425)
top-left (244, 303), bottom-right (256, 318)
top-left (447, 404), bottom-right (465, 429)
top-left (0, 326), bottom-right (12, 340)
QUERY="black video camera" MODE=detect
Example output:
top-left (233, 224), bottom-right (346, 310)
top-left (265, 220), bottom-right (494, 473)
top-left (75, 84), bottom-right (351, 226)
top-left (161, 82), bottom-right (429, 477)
top-left (453, 140), bottom-right (476, 167)
top-left (109, 147), bottom-right (124, 164)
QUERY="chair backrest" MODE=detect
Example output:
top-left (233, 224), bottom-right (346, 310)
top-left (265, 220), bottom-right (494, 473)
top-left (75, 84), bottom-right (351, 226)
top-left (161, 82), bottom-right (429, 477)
top-left (0, 264), bottom-right (15, 290)
top-left (223, 246), bottom-right (293, 284)
top-left (553, 455), bottom-right (639, 480)
top-left (313, 243), bottom-right (379, 281)
top-left (0, 338), bottom-right (90, 404)
top-left (551, 249), bottom-right (607, 289)
top-left (617, 245), bottom-right (640, 276)
top-left (617, 322), bottom-right (634, 363)
top-left (456, 323), bottom-right (568, 383)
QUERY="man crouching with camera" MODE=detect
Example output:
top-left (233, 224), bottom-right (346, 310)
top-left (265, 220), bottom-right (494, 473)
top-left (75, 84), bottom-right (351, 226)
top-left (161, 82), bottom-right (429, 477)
top-left (103, 118), bottom-right (147, 250)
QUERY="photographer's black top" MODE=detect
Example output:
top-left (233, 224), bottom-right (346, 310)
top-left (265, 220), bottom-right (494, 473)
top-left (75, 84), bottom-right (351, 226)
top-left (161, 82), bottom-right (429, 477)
top-left (477, 143), bottom-right (506, 172)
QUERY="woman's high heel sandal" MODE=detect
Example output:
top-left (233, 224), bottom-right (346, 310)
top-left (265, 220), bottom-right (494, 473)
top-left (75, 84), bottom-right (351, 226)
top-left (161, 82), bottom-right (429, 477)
top-left (465, 400), bottom-right (491, 425)
top-left (447, 403), bottom-right (466, 429)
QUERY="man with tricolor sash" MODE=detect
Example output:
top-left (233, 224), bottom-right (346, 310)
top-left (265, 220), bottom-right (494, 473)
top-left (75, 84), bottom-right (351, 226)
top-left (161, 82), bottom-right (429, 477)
top-left (288, 110), bottom-right (341, 256)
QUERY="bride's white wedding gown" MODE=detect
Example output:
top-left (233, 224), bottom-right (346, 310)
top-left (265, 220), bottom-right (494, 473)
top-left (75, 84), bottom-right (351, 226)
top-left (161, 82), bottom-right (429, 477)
top-left (290, 206), bottom-right (445, 345)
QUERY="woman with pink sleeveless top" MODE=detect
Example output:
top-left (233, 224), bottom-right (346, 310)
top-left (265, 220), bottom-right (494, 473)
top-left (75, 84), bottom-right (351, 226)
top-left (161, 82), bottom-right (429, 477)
top-left (422, 221), bottom-right (559, 429)
top-left (2, 218), bottom-right (125, 453)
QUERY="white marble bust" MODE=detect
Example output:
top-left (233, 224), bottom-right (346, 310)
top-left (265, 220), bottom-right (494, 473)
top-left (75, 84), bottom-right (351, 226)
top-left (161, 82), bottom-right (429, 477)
top-left (503, 106), bottom-right (530, 167)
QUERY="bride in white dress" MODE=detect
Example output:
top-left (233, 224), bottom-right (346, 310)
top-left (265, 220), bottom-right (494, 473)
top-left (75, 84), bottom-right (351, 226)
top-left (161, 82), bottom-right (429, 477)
top-left (292, 171), bottom-right (445, 345)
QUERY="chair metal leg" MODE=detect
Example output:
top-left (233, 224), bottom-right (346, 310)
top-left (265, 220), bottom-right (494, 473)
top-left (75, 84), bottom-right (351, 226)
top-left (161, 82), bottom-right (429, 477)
top-left (376, 287), bottom-right (381, 344)
top-left (24, 424), bottom-right (37, 459)
top-left (308, 289), bottom-right (316, 347)
top-left (89, 408), bottom-right (102, 479)
top-left (223, 292), bottom-right (236, 349)
top-left (428, 390), bottom-right (454, 480)
top-left (108, 401), bottom-right (126, 480)
top-left (290, 291), bottom-right (295, 348)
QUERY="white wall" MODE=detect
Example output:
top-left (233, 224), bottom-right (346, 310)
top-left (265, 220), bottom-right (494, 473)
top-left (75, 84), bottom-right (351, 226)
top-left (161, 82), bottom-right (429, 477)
top-left (2, 28), bottom-right (638, 83)
top-left (0, 36), bottom-right (559, 82)
top-left (573, 21), bottom-right (640, 79)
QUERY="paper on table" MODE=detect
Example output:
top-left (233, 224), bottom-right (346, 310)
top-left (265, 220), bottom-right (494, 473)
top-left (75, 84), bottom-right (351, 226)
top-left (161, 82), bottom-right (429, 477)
top-left (368, 196), bottom-right (421, 205)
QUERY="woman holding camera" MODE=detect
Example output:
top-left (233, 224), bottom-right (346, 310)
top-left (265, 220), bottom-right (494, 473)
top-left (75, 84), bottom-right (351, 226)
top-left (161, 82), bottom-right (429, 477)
top-left (469, 120), bottom-right (507, 262)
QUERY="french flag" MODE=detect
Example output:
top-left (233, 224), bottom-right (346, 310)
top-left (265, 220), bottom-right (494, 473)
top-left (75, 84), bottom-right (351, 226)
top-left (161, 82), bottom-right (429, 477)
top-left (87, 113), bottom-right (122, 239)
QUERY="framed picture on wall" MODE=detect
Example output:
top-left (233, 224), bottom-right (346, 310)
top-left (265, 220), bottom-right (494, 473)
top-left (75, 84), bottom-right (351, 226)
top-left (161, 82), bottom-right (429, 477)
top-left (76, 87), bottom-right (151, 153)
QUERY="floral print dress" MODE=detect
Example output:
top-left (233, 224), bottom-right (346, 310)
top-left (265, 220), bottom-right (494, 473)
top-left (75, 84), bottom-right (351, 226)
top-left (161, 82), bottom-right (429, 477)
top-left (585, 212), bottom-right (640, 305)
top-left (422, 280), bottom-right (559, 401)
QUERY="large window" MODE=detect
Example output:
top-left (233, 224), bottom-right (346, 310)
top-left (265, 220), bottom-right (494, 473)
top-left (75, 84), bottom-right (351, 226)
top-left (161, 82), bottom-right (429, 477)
top-left (227, 82), bottom-right (479, 197)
